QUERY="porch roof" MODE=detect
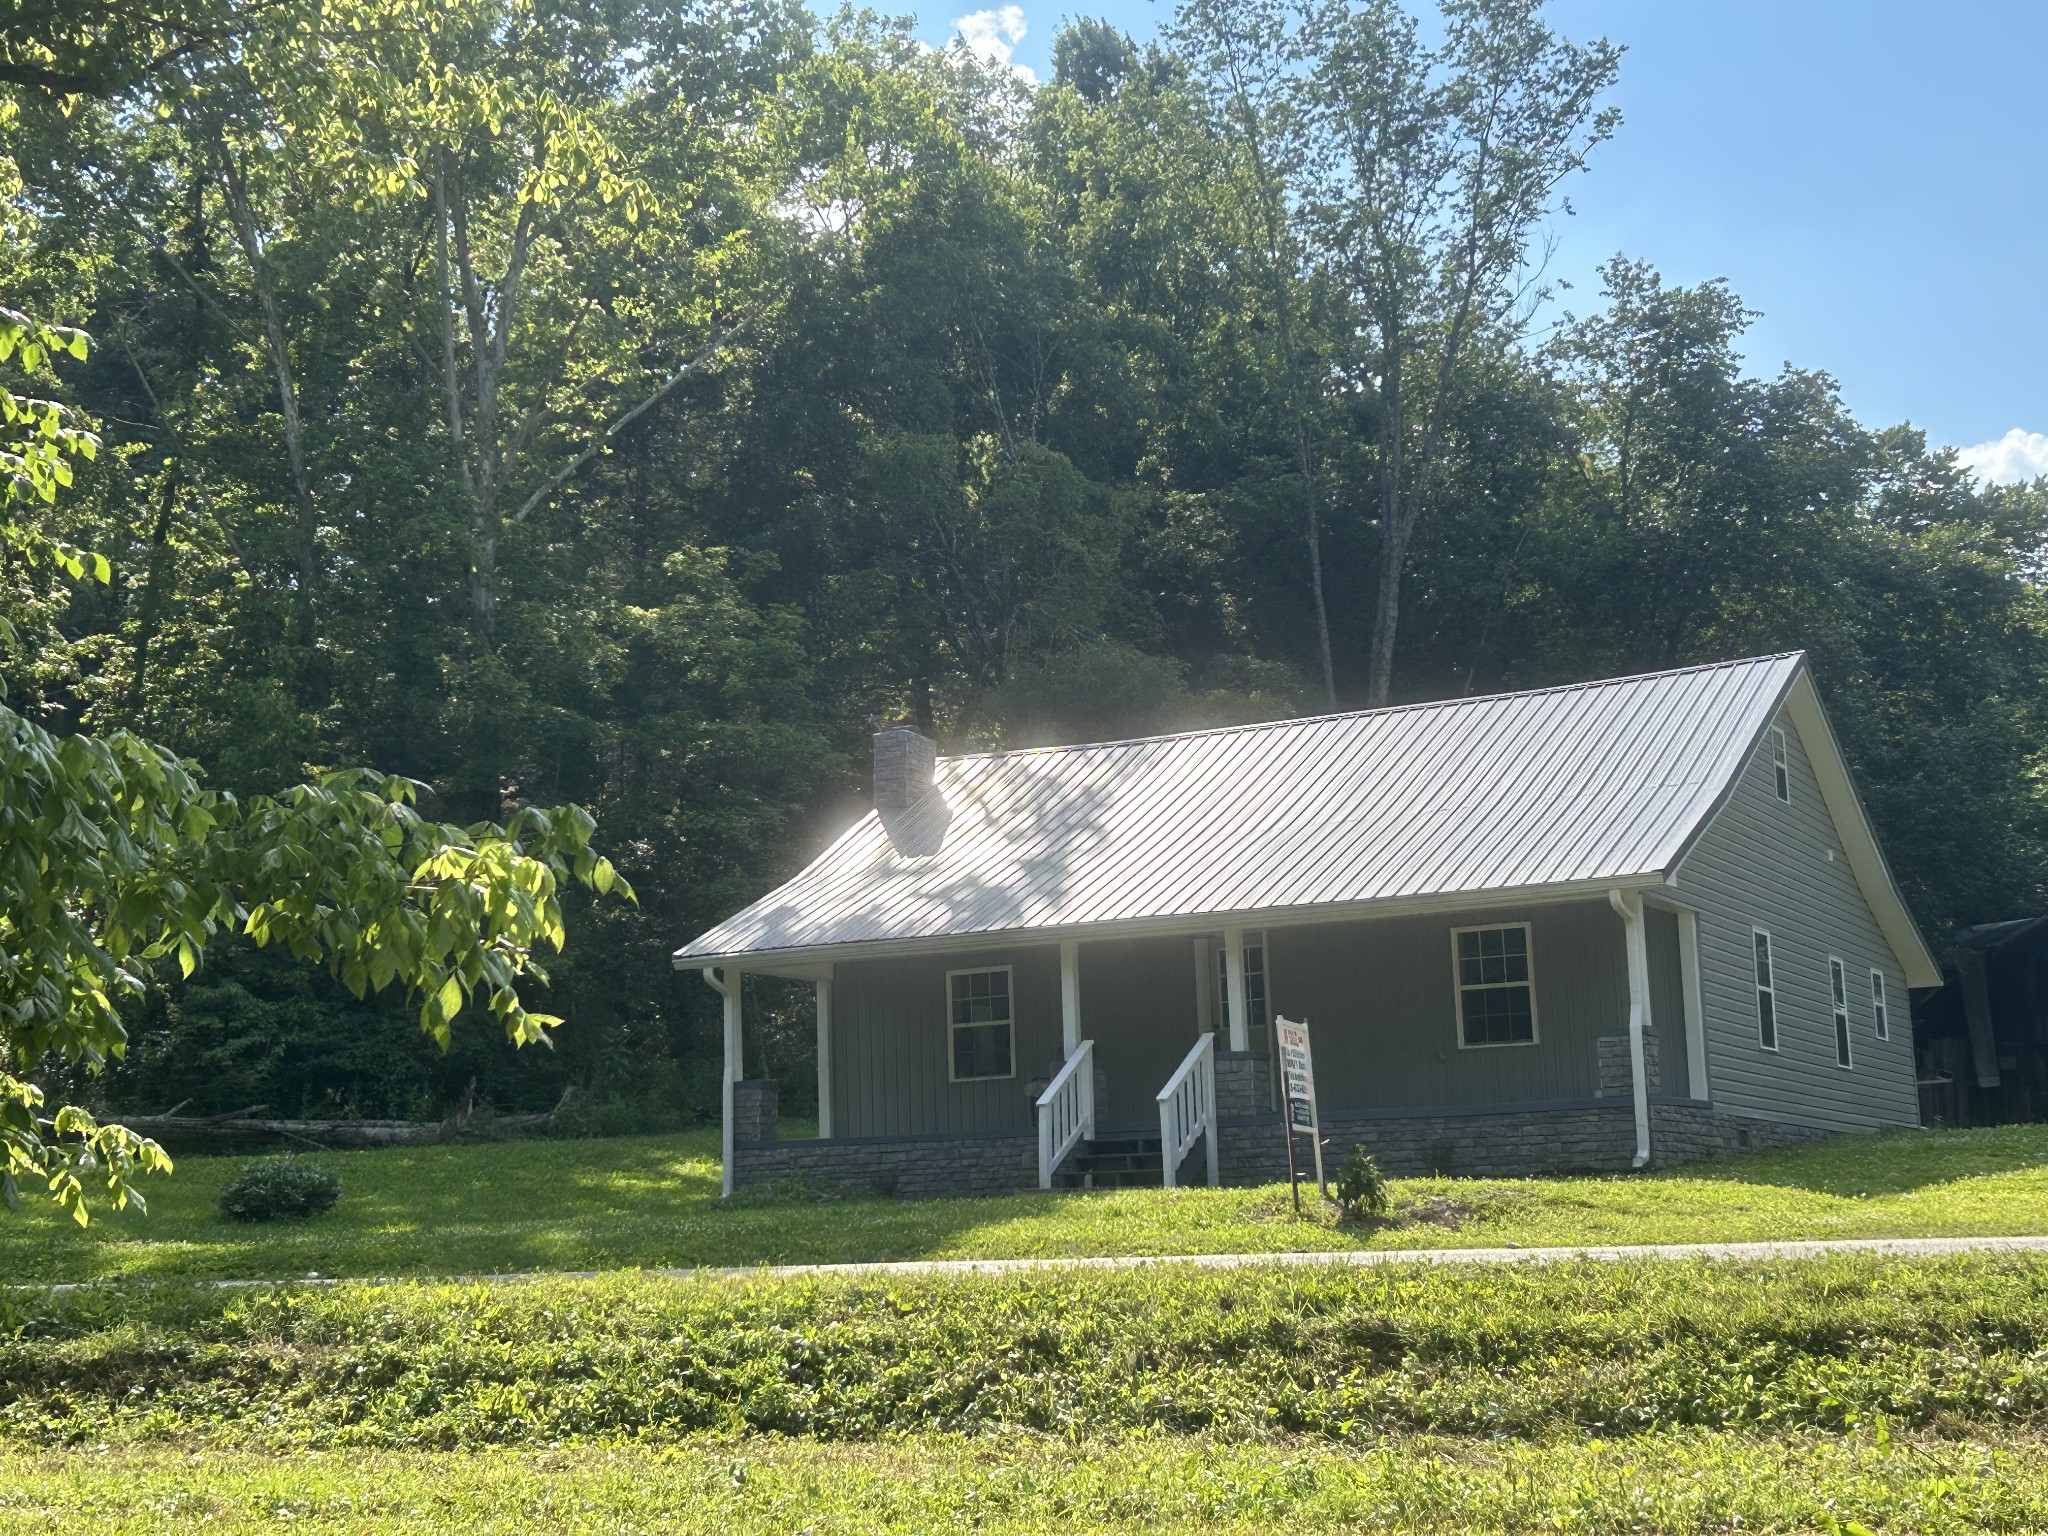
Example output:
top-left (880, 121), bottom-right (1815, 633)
top-left (678, 653), bottom-right (1917, 971)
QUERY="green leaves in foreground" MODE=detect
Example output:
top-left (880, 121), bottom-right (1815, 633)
top-left (0, 708), bottom-right (631, 1224)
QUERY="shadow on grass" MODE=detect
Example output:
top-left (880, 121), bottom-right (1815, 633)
top-left (1655, 1122), bottom-right (2048, 1197)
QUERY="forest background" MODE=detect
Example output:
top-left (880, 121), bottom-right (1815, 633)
top-left (6, 0), bottom-right (2044, 1134)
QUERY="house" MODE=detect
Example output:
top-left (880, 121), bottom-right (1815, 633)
top-left (675, 653), bottom-right (1940, 1197)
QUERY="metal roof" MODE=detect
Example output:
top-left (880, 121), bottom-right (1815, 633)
top-left (678, 654), bottom-right (1811, 965)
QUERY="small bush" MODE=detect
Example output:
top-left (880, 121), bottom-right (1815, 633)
top-left (217, 1157), bottom-right (342, 1223)
top-left (1334, 1146), bottom-right (1389, 1222)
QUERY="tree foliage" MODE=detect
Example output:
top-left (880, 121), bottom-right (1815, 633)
top-left (2, 0), bottom-right (2044, 1157)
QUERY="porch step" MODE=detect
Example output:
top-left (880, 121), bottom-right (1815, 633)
top-left (1054, 1134), bottom-right (1166, 1190)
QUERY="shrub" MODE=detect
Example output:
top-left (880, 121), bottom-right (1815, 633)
top-left (217, 1157), bottom-right (342, 1223)
top-left (1334, 1146), bottom-right (1389, 1222)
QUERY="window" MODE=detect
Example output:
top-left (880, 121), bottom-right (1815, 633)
top-left (946, 967), bottom-right (1014, 1081)
top-left (1453, 923), bottom-right (1537, 1047)
top-left (1829, 957), bottom-right (1853, 1068)
top-left (1772, 727), bottom-right (1791, 802)
top-left (1213, 933), bottom-right (1270, 1044)
top-left (1871, 969), bottom-right (1890, 1041)
top-left (1753, 928), bottom-right (1778, 1050)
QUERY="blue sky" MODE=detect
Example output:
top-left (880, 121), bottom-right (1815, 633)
top-left (915, 1), bottom-right (2048, 481)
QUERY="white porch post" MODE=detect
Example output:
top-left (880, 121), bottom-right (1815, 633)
top-left (1060, 940), bottom-right (1082, 1058)
top-left (815, 973), bottom-right (835, 1139)
top-left (1676, 908), bottom-right (1709, 1101)
top-left (1607, 891), bottom-right (1653, 1169)
top-left (703, 966), bottom-right (744, 1197)
top-left (1221, 925), bottom-right (1249, 1052)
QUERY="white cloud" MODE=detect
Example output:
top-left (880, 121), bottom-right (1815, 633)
top-left (1958, 428), bottom-right (2048, 486)
top-left (954, 6), bottom-right (1037, 85)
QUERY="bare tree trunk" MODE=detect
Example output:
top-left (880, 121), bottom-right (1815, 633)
top-left (1211, 35), bottom-right (1337, 710)
top-left (216, 138), bottom-right (319, 655)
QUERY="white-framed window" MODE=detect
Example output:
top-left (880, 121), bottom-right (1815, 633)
top-left (946, 966), bottom-right (1015, 1082)
top-left (1452, 922), bottom-right (1537, 1047)
top-left (1213, 932), bottom-right (1271, 1045)
top-left (1772, 727), bottom-right (1791, 803)
top-left (1871, 968), bottom-right (1890, 1041)
top-left (1829, 956), bottom-right (1853, 1068)
top-left (1753, 928), bottom-right (1779, 1050)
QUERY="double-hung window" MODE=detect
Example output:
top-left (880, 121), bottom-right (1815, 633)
top-left (1871, 969), bottom-right (1890, 1041)
top-left (947, 967), bottom-right (1015, 1081)
top-left (1829, 957), bottom-right (1853, 1068)
top-left (1753, 928), bottom-right (1779, 1050)
top-left (1453, 923), bottom-right (1537, 1047)
top-left (1772, 727), bottom-right (1791, 802)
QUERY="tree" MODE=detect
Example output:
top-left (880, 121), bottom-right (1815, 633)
top-left (2, 310), bottom-right (628, 1221)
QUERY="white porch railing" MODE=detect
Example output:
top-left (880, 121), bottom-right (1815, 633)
top-left (1156, 1032), bottom-right (1219, 1188)
top-left (1035, 1039), bottom-right (1095, 1189)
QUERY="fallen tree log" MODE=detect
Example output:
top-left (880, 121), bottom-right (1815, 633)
top-left (106, 1087), bottom-right (574, 1150)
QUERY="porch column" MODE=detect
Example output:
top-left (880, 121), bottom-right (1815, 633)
top-left (1060, 940), bottom-right (1082, 1057)
top-left (704, 966), bottom-right (744, 1196)
top-left (815, 974), bottom-right (835, 1139)
top-left (1677, 908), bottom-right (1709, 1101)
top-left (1607, 891), bottom-right (1653, 1169)
top-left (1221, 926), bottom-right (1249, 1052)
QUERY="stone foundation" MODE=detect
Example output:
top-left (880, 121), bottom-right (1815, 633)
top-left (1220, 1099), bottom-right (1840, 1184)
top-left (731, 1130), bottom-right (1038, 1199)
top-left (731, 1100), bottom-right (1845, 1198)
top-left (731, 1079), bottom-right (779, 1143)
top-left (1595, 1028), bottom-right (1661, 1096)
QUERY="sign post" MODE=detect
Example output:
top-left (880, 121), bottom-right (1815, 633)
top-left (1275, 1015), bottom-right (1325, 1212)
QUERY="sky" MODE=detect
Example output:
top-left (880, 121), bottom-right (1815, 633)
top-left (913, 1), bottom-right (2048, 483)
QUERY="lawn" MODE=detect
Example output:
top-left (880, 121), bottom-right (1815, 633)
top-left (6, 1430), bottom-right (2042, 1534)
top-left (6, 1121), bottom-right (2048, 1284)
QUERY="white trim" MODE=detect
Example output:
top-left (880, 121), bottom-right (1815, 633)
top-left (1222, 925), bottom-right (1250, 1052)
top-left (675, 873), bottom-right (1665, 972)
top-left (1772, 726), bottom-right (1791, 803)
top-left (1678, 907), bottom-right (1709, 1100)
top-left (1451, 921), bottom-right (1540, 1049)
top-left (1829, 955), bottom-right (1853, 1069)
top-left (814, 974), bottom-right (834, 1139)
top-left (1752, 927), bottom-right (1780, 1052)
top-left (702, 966), bottom-right (742, 1198)
top-left (945, 964), bottom-right (1017, 1083)
top-left (1059, 941), bottom-right (1081, 1058)
top-left (1777, 672), bottom-right (1942, 987)
top-left (1870, 967), bottom-right (1890, 1042)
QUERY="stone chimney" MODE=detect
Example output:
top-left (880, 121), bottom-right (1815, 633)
top-left (873, 724), bottom-right (951, 857)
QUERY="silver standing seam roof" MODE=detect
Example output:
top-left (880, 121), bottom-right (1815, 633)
top-left (675, 653), bottom-right (1925, 974)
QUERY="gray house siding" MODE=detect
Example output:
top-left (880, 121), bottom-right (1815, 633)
top-left (1266, 900), bottom-right (1630, 1113)
top-left (1645, 904), bottom-right (1690, 1099)
top-left (1078, 936), bottom-right (1204, 1125)
top-left (831, 943), bottom-right (1064, 1138)
top-left (1674, 712), bottom-right (1918, 1131)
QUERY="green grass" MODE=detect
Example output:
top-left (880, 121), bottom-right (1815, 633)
top-left (6, 1430), bottom-right (2044, 1534)
top-left (7, 1256), bottom-right (2048, 1446)
top-left (8, 1121), bottom-right (2048, 1283)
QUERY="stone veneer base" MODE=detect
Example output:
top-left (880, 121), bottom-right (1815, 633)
top-left (730, 1100), bottom-right (1851, 1197)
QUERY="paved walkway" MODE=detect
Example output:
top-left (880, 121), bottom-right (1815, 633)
top-left (691, 1233), bottom-right (2048, 1282)
top-left (41, 1233), bottom-right (2048, 1293)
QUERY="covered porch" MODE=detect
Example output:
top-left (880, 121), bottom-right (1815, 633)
top-left (704, 884), bottom-right (1715, 1198)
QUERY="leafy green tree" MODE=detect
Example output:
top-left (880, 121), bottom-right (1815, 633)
top-left (2, 311), bottom-right (627, 1220)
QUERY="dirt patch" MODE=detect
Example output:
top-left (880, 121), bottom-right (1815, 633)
top-left (1396, 1195), bottom-right (1479, 1231)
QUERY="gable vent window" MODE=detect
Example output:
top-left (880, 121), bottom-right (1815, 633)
top-left (1829, 957), bottom-right (1853, 1068)
top-left (1454, 923), bottom-right (1537, 1047)
top-left (1871, 969), bottom-right (1890, 1041)
top-left (1772, 727), bottom-right (1791, 802)
top-left (1753, 928), bottom-right (1779, 1050)
top-left (947, 967), bottom-right (1015, 1082)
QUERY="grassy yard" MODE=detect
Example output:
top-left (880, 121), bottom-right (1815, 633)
top-left (6, 1121), bottom-right (2048, 1283)
top-left (6, 1430), bottom-right (2043, 1534)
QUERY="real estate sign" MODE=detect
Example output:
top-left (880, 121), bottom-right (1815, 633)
top-left (1275, 1016), bottom-right (1326, 1192)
